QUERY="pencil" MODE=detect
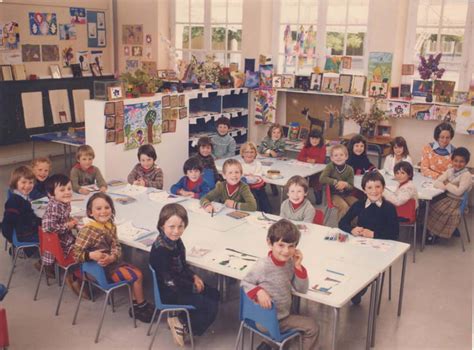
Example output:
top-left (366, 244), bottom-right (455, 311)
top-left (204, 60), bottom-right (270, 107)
top-left (211, 207), bottom-right (214, 218)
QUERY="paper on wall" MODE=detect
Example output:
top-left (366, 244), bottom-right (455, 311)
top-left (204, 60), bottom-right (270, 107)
top-left (48, 89), bottom-right (72, 124)
top-left (72, 89), bottom-right (90, 123)
top-left (21, 92), bottom-right (45, 128)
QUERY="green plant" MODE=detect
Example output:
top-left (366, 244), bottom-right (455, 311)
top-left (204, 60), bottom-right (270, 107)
top-left (346, 96), bottom-right (387, 133)
top-left (120, 69), bottom-right (162, 94)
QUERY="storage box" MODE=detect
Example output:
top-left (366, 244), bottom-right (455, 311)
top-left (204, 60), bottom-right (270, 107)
top-left (93, 80), bottom-right (121, 100)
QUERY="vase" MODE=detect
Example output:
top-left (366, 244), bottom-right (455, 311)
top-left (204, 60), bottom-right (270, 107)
top-left (425, 91), bottom-right (433, 103)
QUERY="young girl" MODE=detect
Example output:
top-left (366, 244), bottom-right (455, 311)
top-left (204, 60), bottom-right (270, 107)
top-left (383, 137), bottom-right (413, 176)
top-left (426, 147), bottom-right (472, 243)
top-left (258, 123), bottom-right (286, 158)
top-left (195, 136), bottom-right (219, 188)
top-left (347, 135), bottom-right (375, 175)
top-left (149, 203), bottom-right (219, 346)
top-left (127, 144), bottom-right (163, 189)
top-left (239, 142), bottom-right (271, 213)
top-left (30, 157), bottom-right (52, 200)
top-left (74, 193), bottom-right (154, 322)
top-left (383, 162), bottom-right (418, 221)
top-left (297, 128), bottom-right (327, 204)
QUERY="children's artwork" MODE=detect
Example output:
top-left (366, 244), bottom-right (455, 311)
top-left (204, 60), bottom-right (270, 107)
top-left (310, 73), bottom-right (322, 91)
top-left (272, 75), bottom-right (282, 88)
top-left (108, 86), bottom-right (123, 101)
top-left (401, 64), bottom-right (414, 75)
top-left (1, 51), bottom-right (22, 65)
top-left (163, 120), bottom-right (177, 133)
top-left (455, 105), bottom-right (474, 134)
top-left (48, 89), bottom-right (72, 124)
top-left (97, 12), bottom-right (105, 29)
top-left (294, 76), bottom-right (310, 90)
top-left (104, 101), bottom-right (115, 115)
top-left (433, 80), bottom-right (456, 98)
top-left (338, 74), bottom-right (352, 93)
top-left (1, 22), bottom-right (20, 49)
top-left (106, 130), bottom-right (116, 143)
top-left (62, 47), bottom-right (74, 67)
top-left (124, 101), bottom-right (162, 150)
top-left (12, 64), bottom-right (27, 80)
top-left (452, 91), bottom-right (469, 105)
top-left (110, 184), bottom-right (148, 198)
top-left (179, 107), bottom-right (187, 119)
top-left (171, 108), bottom-right (179, 120)
top-left (350, 75), bottom-right (366, 95)
top-left (324, 56), bottom-right (341, 73)
top-left (311, 270), bottom-right (348, 295)
top-left (254, 88), bottom-right (276, 124)
top-left (21, 44), bottom-right (41, 62)
top-left (141, 61), bottom-right (157, 76)
top-left (321, 75), bottom-right (339, 93)
top-left (132, 46), bottom-right (143, 57)
top-left (162, 108), bottom-right (171, 120)
top-left (88, 22), bottom-right (97, 38)
top-left (41, 45), bottom-right (59, 62)
top-left (148, 191), bottom-right (188, 204)
top-left (145, 34), bottom-right (152, 44)
top-left (410, 103), bottom-right (435, 121)
top-left (387, 101), bottom-right (410, 119)
top-left (21, 92), bottom-right (45, 128)
top-left (244, 71), bottom-right (259, 88)
top-left (70, 7), bottom-right (86, 24)
top-left (77, 50), bottom-right (90, 71)
top-left (29, 13), bottom-right (57, 35)
top-left (432, 105), bottom-right (457, 123)
top-left (368, 52), bottom-right (393, 84)
top-left (341, 56), bottom-right (352, 69)
top-left (124, 46), bottom-right (130, 56)
top-left (170, 95), bottom-right (178, 108)
top-left (368, 82), bottom-right (388, 98)
top-left (259, 64), bottom-right (273, 88)
top-left (105, 116), bottom-right (115, 129)
top-left (400, 84), bottom-right (411, 97)
top-left (412, 80), bottom-right (432, 97)
top-left (87, 11), bottom-right (106, 47)
top-left (90, 50), bottom-right (104, 70)
top-left (115, 130), bottom-right (125, 144)
top-left (0, 65), bottom-right (13, 81)
top-left (125, 59), bottom-right (139, 72)
top-left (122, 25), bottom-right (143, 45)
top-left (162, 95), bottom-right (170, 108)
top-left (59, 24), bottom-right (77, 40)
top-left (350, 237), bottom-right (393, 252)
top-left (179, 94), bottom-right (185, 107)
top-left (282, 74), bottom-right (294, 88)
top-left (244, 58), bottom-right (255, 73)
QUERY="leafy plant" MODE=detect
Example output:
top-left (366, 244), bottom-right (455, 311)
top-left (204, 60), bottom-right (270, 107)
top-left (418, 53), bottom-right (445, 80)
top-left (120, 69), bottom-right (162, 95)
top-left (346, 96), bottom-right (387, 133)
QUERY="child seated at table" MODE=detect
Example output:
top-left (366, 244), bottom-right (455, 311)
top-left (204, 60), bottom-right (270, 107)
top-left (200, 159), bottom-right (257, 212)
top-left (195, 136), bottom-right (219, 188)
top-left (211, 117), bottom-right (236, 159)
top-left (347, 135), bottom-right (375, 175)
top-left (70, 145), bottom-right (107, 194)
top-left (320, 144), bottom-right (358, 220)
top-left (382, 137), bottom-right (412, 176)
top-left (280, 176), bottom-right (316, 223)
top-left (149, 203), bottom-right (219, 346)
top-left (30, 157), bottom-right (52, 200)
top-left (426, 147), bottom-right (472, 244)
top-left (127, 144), bottom-right (163, 189)
top-left (241, 219), bottom-right (319, 350)
top-left (240, 142), bottom-right (271, 213)
top-left (171, 158), bottom-right (211, 199)
top-left (297, 128), bottom-right (327, 204)
top-left (74, 193), bottom-right (154, 323)
top-left (383, 162), bottom-right (418, 221)
top-left (258, 123), bottom-right (286, 158)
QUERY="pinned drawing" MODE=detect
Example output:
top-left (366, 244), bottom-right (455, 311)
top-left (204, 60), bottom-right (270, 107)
top-left (254, 88), bottom-right (276, 124)
top-left (29, 12), bottom-right (57, 35)
top-left (1, 22), bottom-right (20, 50)
top-left (124, 101), bottom-right (162, 150)
top-left (368, 52), bottom-right (393, 85)
top-left (122, 25), bottom-right (143, 45)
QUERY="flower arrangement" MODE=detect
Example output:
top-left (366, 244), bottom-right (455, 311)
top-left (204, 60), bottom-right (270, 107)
top-left (346, 96), bottom-right (386, 135)
top-left (418, 53), bottom-right (445, 80)
top-left (120, 69), bottom-right (162, 97)
top-left (191, 54), bottom-right (221, 85)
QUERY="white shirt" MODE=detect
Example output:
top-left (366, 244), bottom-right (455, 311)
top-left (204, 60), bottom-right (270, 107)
top-left (383, 180), bottom-right (418, 208)
top-left (383, 154), bottom-right (413, 176)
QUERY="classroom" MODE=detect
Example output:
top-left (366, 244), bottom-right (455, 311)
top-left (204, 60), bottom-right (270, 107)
top-left (0, 0), bottom-right (473, 349)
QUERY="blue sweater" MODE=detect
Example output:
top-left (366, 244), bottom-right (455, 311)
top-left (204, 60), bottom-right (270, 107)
top-left (170, 176), bottom-right (211, 199)
top-left (30, 179), bottom-right (48, 200)
top-left (2, 193), bottom-right (41, 242)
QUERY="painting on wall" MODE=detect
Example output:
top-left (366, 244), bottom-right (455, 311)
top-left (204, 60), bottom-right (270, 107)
top-left (59, 24), bottom-right (77, 40)
top-left (1, 22), bottom-right (20, 50)
top-left (70, 7), bottom-right (86, 24)
top-left (123, 101), bottom-right (162, 150)
top-left (122, 25), bottom-right (143, 45)
top-left (41, 45), bottom-right (59, 62)
top-left (387, 101), bottom-right (410, 119)
top-left (368, 52), bottom-right (393, 85)
top-left (21, 44), bottom-right (41, 62)
top-left (259, 64), bottom-right (273, 88)
top-left (29, 13), bottom-right (57, 35)
top-left (433, 80), bottom-right (456, 98)
top-left (432, 105), bottom-right (458, 123)
top-left (254, 88), bottom-right (276, 124)
top-left (412, 80), bottom-right (433, 97)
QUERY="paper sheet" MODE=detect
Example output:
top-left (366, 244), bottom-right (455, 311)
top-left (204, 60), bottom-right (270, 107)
top-left (310, 270), bottom-right (348, 295)
top-left (72, 89), bottom-right (90, 123)
top-left (205, 248), bottom-right (258, 272)
top-left (116, 221), bottom-right (153, 241)
top-left (110, 184), bottom-right (148, 197)
top-left (148, 191), bottom-right (189, 204)
top-left (49, 89), bottom-right (72, 124)
top-left (21, 92), bottom-right (45, 128)
top-left (349, 237), bottom-right (393, 252)
top-left (187, 201), bottom-right (224, 214)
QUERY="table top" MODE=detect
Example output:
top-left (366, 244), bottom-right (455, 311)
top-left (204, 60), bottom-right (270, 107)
top-left (30, 130), bottom-right (85, 147)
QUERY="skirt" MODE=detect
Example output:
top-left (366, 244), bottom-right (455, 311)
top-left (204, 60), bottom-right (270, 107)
top-left (426, 195), bottom-right (461, 238)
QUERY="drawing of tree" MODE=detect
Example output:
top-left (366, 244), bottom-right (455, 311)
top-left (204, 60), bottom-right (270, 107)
top-left (144, 109), bottom-right (157, 143)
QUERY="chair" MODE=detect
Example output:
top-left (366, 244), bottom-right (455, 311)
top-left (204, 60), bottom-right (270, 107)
top-left (147, 265), bottom-right (195, 350)
top-left (6, 229), bottom-right (40, 289)
top-left (313, 209), bottom-right (324, 225)
top-left (72, 261), bottom-right (136, 343)
top-left (3, 190), bottom-right (12, 252)
top-left (396, 199), bottom-right (418, 263)
top-left (323, 185), bottom-right (336, 225)
top-left (458, 191), bottom-right (471, 252)
top-left (234, 288), bottom-right (302, 350)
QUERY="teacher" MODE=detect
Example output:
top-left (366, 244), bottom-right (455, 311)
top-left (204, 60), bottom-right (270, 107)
top-left (420, 122), bottom-right (455, 179)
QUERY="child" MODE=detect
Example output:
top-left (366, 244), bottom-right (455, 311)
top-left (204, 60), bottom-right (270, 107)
top-left (127, 144), bottom-right (163, 189)
top-left (320, 144), bottom-right (358, 220)
top-left (170, 158), bottom-right (211, 199)
top-left (239, 142), bottom-right (271, 213)
top-left (347, 134), bottom-right (375, 175)
top-left (297, 128), bottom-right (327, 204)
top-left (339, 171), bottom-right (399, 305)
top-left (280, 176), bottom-right (316, 223)
top-left (241, 219), bottom-right (319, 350)
top-left (258, 123), bottom-right (286, 158)
top-left (30, 157), bottom-right (52, 200)
top-left (70, 145), bottom-right (107, 194)
top-left (74, 193), bottom-right (154, 323)
top-left (200, 159), bottom-right (257, 212)
top-left (426, 147), bottom-right (472, 243)
top-left (382, 137), bottom-right (413, 176)
top-left (211, 117), bottom-right (236, 159)
top-left (195, 136), bottom-right (219, 188)
top-left (149, 203), bottom-right (219, 346)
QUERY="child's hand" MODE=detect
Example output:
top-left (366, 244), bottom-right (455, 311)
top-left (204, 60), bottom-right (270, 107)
top-left (179, 190), bottom-right (194, 197)
top-left (193, 275), bottom-right (205, 293)
top-left (99, 186), bottom-right (107, 193)
top-left (67, 218), bottom-right (78, 229)
top-left (133, 179), bottom-right (146, 186)
top-left (79, 188), bottom-right (90, 195)
top-left (89, 249), bottom-right (107, 261)
top-left (335, 181), bottom-right (348, 190)
top-left (351, 227), bottom-right (364, 236)
top-left (256, 289), bottom-right (272, 309)
top-left (269, 150), bottom-right (277, 157)
top-left (224, 199), bottom-right (235, 208)
top-left (293, 249), bottom-right (303, 268)
top-left (98, 253), bottom-right (115, 267)
top-left (361, 229), bottom-right (374, 238)
top-left (204, 204), bottom-right (214, 213)
top-left (307, 158), bottom-right (316, 164)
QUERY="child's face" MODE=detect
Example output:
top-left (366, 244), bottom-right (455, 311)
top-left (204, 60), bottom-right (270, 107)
top-left (353, 142), bottom-right (365, 156)
top-left (54, 181), bottom-right (73, 203)
top-left (223, 164), bottom-right (242, 185)
top-left (242, 149), bottom-right (256, 163)
top-left (217, 124), bottom-right (229, 136)
top-left (268, 239), bottom-right (296, 262)
top-left (32, 162), bottom-right (50, 182)
top-left (139, 154), bottom-right (154, 170)
top-left (309, 137), bottom-right (320, 147)
top-left (199, 145), bottom-right (212, 157)
top-left (78, 154), bottom-right (94, 170)
top-left (393, 145), bottom-right (404, 157)
top-left (331, 149), bottom-right (348, 166)
top-left (186, 169), bottom-right (201, 182)
top-left (271, 128), bottom-right (282, 141)
top-left (16, 177), bottom-right (34, 196)
top-left (364, 180), bottom-right (384, 202)
top-left (287, 183), bottom-right (306, 205)
top-left (452, 155), bottom-right (467, 172)
top-left (162, 214), bottom-right (186, 241)
top-left (89, 197), bottom-right (112, 223)
top-left (394, 169), bottom-right (409, 184)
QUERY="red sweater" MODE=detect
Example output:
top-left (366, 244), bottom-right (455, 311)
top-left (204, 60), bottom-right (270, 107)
top-left (297, 145), bottom-right (326, 164)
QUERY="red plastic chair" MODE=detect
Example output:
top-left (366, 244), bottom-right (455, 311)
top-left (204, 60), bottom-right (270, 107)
top-left (323, 185), bottom-right (336, 225)
top-left (396, 199), bottom-right (418, 263)
top-left (313, 209), bottom-right (324, 225)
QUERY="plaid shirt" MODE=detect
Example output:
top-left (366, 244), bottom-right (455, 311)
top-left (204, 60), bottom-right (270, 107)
top-left (41, 198), bottom-right (76, 265)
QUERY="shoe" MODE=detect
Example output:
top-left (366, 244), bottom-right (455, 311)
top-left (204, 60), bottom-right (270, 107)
top-left (167, 315), bottom-right (186, 347)
top-left (452, 228), bottom-right (460, 237)
top-left (129, 302), bottom-right (155, 323)
top-left (425, 234), bottom-right (438, 245)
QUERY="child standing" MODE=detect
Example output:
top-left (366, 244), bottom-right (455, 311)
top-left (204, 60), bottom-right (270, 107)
top-left (280, 176), bottom-right (316, 223)
top-left (30, 157), bottom-right (52, 200)
top-left (171, 158), bottom-right (211, 199)
top-left (200, 159), bottom-right (257, 212)
top-left (426, 147), bottom-right (472, 243)
top-left (258, 124), bottom-right (286, 158)
top-left (297, 128), bottom-right (327, 204)
top-left (70, 145), bottom-right (107, 194)
top-left (74, 193), bottom-right (154, 322)
top-left (240, 142), bottom-right (271, 213)
top-left (127, 144), bottom-right (163, 189)
top-left (241, 219), bottom-right (319, 350)
top-left (383, 137), bottom-right (413, 176)
top-left (149, 203), bottom-right (219, 346)
top-left (320, 144), bottom-right (358, 220)
top-left (211, 117), bottom-right (236, 159)
top-left (195, 136), bottom-right (219, 188)
top-left (347, 135), bottom-right (375, 175)
top-left (383, 162), bottom-right (418, 220)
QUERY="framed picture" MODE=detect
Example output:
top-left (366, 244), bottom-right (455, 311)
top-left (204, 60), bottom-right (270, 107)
top-left (162, 108), bottom-right (171, 120)
top-left (401, 64), bottom-right (415, 75)
top-left (0, 65), bottom-right (14, 81)
top-left (376, 125), bottom-right (392, 137)
top-left (338, 74), bottom-right (352, 93)
top-left (310, 73), bottom-right (322, 91)
top-left (12, 64), bottom-right (27, 80)
top-left (162, 95), bottom-right (170, 107)
top-left (390, 86), bottom-right (400, 98)
top-left (171, 108), bottom-right (179, 120)
top-left (412, 80), bottom-right (432, 97)
top-left (433, 80), bottom-right (456, 98)
top-left (104, 102), bottom-right (115, 115)
top-left (295, 75), bottom-right (310, 90)
top-left (400, 84), bottom-right (412, 98)
top-left (50, 65), bottom-right (61, 79)
top-left (90, 63), bottom-right (102, 77)
top-left (168, 120), bottom-right (177, 133)
top-left (368, 81), bottom-right (389, 98)
top-left (298, 127), bottom-right (309, 140)
top-left (178, 94), bottom-right (185, 107)
top-left (70, 63), bottom-right (82, 78)
top-left (170, 95), bottom-right (178, 108)
top-left (115, 130), bottom-right (125, 144)
top-left (115, 101), bottom-right (124, 115)
top-left (105, 116), bottom-right (115, 129)
top-left (272, 75), bottom-right (282, 88)
top-left (162, 120), bottom-right (169, 133)
top-left (341, 56), bottom-right (352, 69)
top-left (350, 75), bottom-right (366, 95)
top-left (107, 86), bottom-right (124, 101)
top-left (282, 74), bottom-right (294, 88)
top-left (179, 107), bottom-right (187, 119)
top-left (321, 75), bottom-right (339, 93)
top-left (105, 130), bottom-right (116, 143)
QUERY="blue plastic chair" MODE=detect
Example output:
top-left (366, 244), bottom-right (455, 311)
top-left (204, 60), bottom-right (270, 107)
top-left (148, 265), bottom-right (195, 350)
top-left (235, 288), bottom-right (302, 350)
top-left (3, 190), bottom-right (13, 252)
top-left (0, 284), bottom-right (7, 301)
top-left (6, 229), bottom-right (40, 289)
top-left (72, 261), bottom-right (136, 343)
top-left (458, 191), bottom-right (471, 252)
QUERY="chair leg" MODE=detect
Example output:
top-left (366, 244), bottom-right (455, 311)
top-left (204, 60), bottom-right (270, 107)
top-left (95, 291), bottom-right (110, 343)
top-left (184, 309), bottom-right (194, 350)
top-left (234, 322), bottom-right (244, 350)
top-left (72, 279), bottom-right (86, 325)
top-left (250, 330), bottom-right (254, 349)
top-left (463, 216), bottom-right (470, 243)
top-left (55, 268), bottom-right (69, 316)
top-left (377, 272), bottom-right (385, 316)
top-left (110, 290), bottom-right (115, 313)
top-left (323, 208), bottom-right (330, 225)
top-left (412, 224), bottom-right (417, 263)
top-left (88, 281), bottom-right (95, 302)
top-left (460, 228), bottom-right (466, 252)
top-left (299, 333), bottom-right (303, 350)
top-left (127, 285), bottom-right (136, 329)
top-left (33, 261), bottom-right (45, 301)
top-left (388, 266), bottom-right (392, 301)
top-left (147, 308), bottom-right (159, 336)
top-left (55, 264), bottom-right (60, 286)
top-left (149, 310), bottom-right (164, 350)
top-left (6, 247), bottom-right (21, 289)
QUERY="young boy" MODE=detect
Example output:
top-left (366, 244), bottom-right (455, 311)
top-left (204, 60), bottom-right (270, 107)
top-left (320, 144), bottom-right (358, 220)
top-left (241, 219), bottom-right (319, 350)
top-left (200, 159), bottom-right (257, 212)
top-left (171, 158), bottom-right (211, 199)
top-left (127, 144), bottom-right (163, 189)
top-left (30, 157), bottom-right (52, 200)
top-left (70, 145), bottom-right (107, 194)
top-left (280, 175), bottom-right (316, 223)
top-left (211, 116), bottom-right (236, 159)
top-left (195, 136), bottom-right (219, 188)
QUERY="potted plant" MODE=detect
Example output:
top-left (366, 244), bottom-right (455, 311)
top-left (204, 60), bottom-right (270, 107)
top-left (346, 96), bottom-right (387, 137)
top-left (120, 69), bottom-right (163, 97)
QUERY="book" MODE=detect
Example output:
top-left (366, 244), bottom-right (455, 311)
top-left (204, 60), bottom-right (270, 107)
top-left (226, 210), bottom-right (250, 219)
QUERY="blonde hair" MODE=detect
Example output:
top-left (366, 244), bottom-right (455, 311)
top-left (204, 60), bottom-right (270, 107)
top-left (9, 166), bottom-right (35, 190)
top-left (239, 142), bottom-right (258, 157)
top-left (76, 145), bottom-right (95, 161)
top-left (31, 157), bottom-right (52, 168)
top-left (330, 144), bottom-right (348, 157)
top-left (222, 158), bottom-right (243, 174)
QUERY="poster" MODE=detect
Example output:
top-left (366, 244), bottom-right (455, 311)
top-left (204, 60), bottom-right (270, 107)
top-left (455, 105), bottom-right (474, 135)
top-left (90, 50), bottom-right (104, 69)
top-left (59, 23), bottom-right (76, 40)
top-left (21, 44), bottom-right (41, 62)
top-left (386, 101), bottom-right (410, 119)
top-left (77, 50), bottom-right (90, 71)
top-left (29, 13), bottom-right (57, 36)
top-left (259, 64), bottom-right (273, 88)
top-left (70, 7), bottom-right (86, 24)
top-left (254, 88), bottom-right (276, 124)
top-left (432, 105), bottom-right (457, 123)
top-left (41, 45), bottom-right (59, 61)
top-left (410, 103), bottom-right (435, 121)
top-left (122, 25), bottom-right (143, 45)
top-left (1, 22), bottom-right (20, 49)
top-left (87, 11), bottom-right (106, 47)
top-left (368, 52), bottom-right (393, 85)
top-left (124, 101), bottom-right (162, 150)
top-left (282, 24), bottom-right (316, 70)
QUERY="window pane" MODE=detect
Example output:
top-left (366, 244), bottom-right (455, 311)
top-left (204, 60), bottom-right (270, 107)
top-left (442, 0), bottom-right (468, 26)
top-left (327, 0), bottom-right (347, 25)
top-left (280, 0), bottom-right (299, 23)
top-left (191, 26), bottom-right (205, 49)
top-left (214, 52), bottom-right (226, 65)
top-left (346, 27), bottom-right (365, 56)
top-left (299, 0), bottom-right (318, 24)
top-left (278, 54), bottom-right (296, 74)
top-left (176, 25), bottom-right (190, 50)
top-left (228, 53), bottom-right (241, 68)
top-left (211, 0), bottom-right (227, 23)
top-left (417, 0), bottom-right (442, 26)
top-left (176, 50), bottom-right (184, 61)
top-left (176, 0), bottom-right (189, 22)
top-left (212, 26), bottom-right (227, 50)
top-left (326, 27), bottom-right (345, 55)
top-left (190, 0), bottom-right (205, 22)
top-left (228, 0), bottom-right (243, 23)
top-left (280, 25), bottom-right (297, 55)
top-left (440, 27), bottom-right (464, 61)
top-left (416, 28), bottom-right (438, 57)
top-left (227, 25), bottom-right (242, 51)
top-left (347, 0), bottom-right (368, 25)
